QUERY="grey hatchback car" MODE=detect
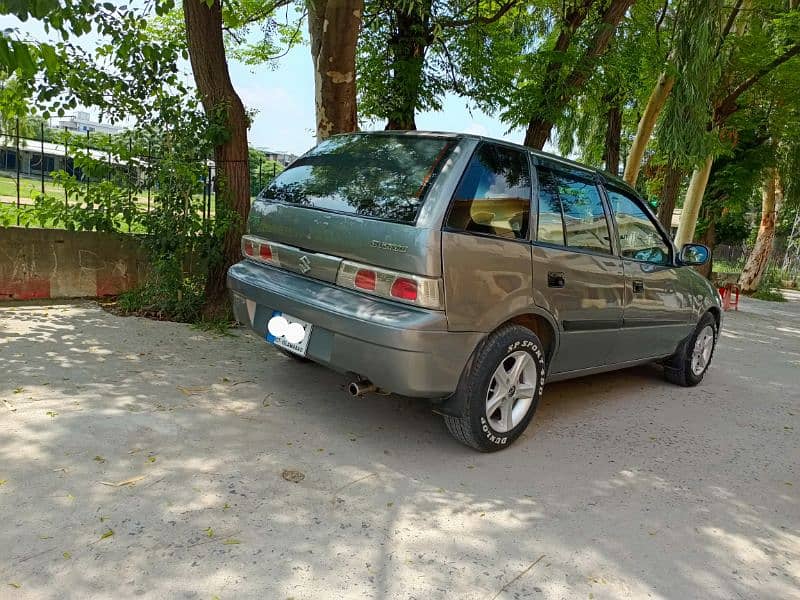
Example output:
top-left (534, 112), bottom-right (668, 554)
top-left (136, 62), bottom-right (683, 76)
top-left (228, 131), bottom-right (722, 451)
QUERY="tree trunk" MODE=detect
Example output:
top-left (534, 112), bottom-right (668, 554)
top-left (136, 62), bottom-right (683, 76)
top-left (623, 72), bottom-right (676, 185)
top-left (674, 155), bottom-right (713, 248)
top-left (183, 0), bottom-right (250, 318)
top-left (523, 0), bottom-right (633, 149)
top-left (697, 213), bottom-right (715, 279)
top-left (656, 164), bottom-right (683, 232)
top-left (739, 168), bottom-right (783, 292)
top-left (308, 0), bottom-right (363, 141)
top-left (384, 1), bottom-right (431, 131)
top-left (602, 98), bottom-right (622, 175)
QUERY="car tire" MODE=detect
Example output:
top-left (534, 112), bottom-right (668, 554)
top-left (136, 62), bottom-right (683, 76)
top-left (443, 324), bottom-right (546, 452)
top-left (663, 312), bottom-right (717, 387)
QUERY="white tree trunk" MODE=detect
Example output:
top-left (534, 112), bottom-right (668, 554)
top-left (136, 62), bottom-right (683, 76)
top-left (738, 168), bottom-right (783, 292)
top-left (674, 155), bottom-right (714, 248)
top-left (623, 71), bottom-right (675, 186)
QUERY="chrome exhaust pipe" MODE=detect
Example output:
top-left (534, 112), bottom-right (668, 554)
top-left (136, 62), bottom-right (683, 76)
top-left (348, 380), bottom-right (377, 397)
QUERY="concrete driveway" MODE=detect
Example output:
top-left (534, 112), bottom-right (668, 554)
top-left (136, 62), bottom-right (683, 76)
top-left (1, 296), bottom-right (798, 599)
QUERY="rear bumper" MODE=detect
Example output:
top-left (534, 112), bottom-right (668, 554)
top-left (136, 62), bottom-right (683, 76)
top-left (227, 260), bottom-right (480, 398)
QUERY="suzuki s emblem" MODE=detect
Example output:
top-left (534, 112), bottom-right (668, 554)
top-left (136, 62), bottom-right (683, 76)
top-left (298, 255), bottom-right (312, 274)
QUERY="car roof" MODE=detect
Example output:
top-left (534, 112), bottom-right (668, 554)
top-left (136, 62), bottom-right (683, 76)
top-left (335, 130), bottom-right (641, 197)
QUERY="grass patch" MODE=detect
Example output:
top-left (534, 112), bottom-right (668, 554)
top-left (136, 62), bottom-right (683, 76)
top-left (751, 288), bottom-right (786, 302)
top-left (192, 318), bottom-right (237, 336)
top-left (712, 259), bottom-right (743, 274)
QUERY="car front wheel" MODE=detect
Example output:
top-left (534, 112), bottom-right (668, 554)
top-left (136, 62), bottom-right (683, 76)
top-left (664, 312), bottom-right (717, 387)
top-left (443, 325), bottom-right (546, 452)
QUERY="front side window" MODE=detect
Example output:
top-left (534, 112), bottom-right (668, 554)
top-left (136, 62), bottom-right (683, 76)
top-left (446, 143), bottom-right (531, 240)
top-left (606, 188), bottom-right (671, 265)
top-left (535, 167), bottom-right (612, 254)
top-left (260, 134), bottom-right (454, 224)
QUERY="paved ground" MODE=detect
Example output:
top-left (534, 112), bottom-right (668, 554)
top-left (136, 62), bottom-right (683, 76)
top-left (1, 296), bottom-right (798, 600)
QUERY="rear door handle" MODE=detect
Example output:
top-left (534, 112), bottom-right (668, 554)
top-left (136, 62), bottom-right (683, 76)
top-left (632, 279), bottom-right (644, 293)
top-left (548, 272), bottom-right (566, 288)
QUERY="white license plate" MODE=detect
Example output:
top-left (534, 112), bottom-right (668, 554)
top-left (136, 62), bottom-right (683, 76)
top-left (266, 311), bottom-right (313, 357)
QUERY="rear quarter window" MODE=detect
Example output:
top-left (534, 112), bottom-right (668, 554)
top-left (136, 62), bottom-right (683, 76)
top-left (259, 134), bottom-right (453, 224)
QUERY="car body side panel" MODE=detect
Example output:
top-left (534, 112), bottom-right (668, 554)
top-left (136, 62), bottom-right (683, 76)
top-left (617, 260), bottom-right (695, 360)
top-left (531, 245), bottom-right (625, 373)
top-left (677, 266), bottom-right (723, 322)
top-left (441, 231), bottom-right (534, 332)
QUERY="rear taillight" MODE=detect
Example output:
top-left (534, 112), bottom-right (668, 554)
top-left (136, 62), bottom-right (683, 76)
top-left (354, 269), bottom-right (376, 291)
top-left (242, 235), bottom-right (278, 266)
top-left (390, 277), bottom-right (417, 301)
top-left (336, 261), bottom-right (441, 309)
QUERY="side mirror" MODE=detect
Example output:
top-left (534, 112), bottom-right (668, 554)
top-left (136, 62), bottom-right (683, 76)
top-left (679, 243), bottom-right (709, 266)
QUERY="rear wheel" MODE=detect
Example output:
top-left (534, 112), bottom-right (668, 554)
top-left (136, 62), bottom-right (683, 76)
top-left (664, 313), bottom-right (717, 387)
top-left (444, 325), bottom-right (545, 452)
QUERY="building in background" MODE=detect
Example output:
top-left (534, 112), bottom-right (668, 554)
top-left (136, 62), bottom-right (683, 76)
top-left (53, 111), bottom-right (124, 135)
top-left (257, 148), bottom-right (297, 167)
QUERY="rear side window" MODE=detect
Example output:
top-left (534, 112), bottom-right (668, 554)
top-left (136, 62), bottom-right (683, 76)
top-left (606, 187), bottom-right (671, 265)
top-left (446, 144), bottom-right (531, 239)
top-left (535, 167), bottom-right (612, 255)
top-left (536, 169), bottom-right (566, 245)
top-left (259, 134), bottom-right (453, 224)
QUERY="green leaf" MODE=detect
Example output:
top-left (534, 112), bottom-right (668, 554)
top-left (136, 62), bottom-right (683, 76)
top-left (100, 529), bottom-right (114, 540)
top-left (11, 41), bottom-right (36, 75)
top-left (40, 43), bottom-right (59, 73)
top-left (0, 37), bottom-right (15, 71)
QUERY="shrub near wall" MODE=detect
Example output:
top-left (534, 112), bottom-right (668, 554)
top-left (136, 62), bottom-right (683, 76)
top-left (0, 227), bottom-right (148, 300)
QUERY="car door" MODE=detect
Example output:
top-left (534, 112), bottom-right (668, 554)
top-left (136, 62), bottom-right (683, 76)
top-left (603, 183), bottom-right (695, 361)
top-left (531, 163), bottom-right (625, 374)
top-left (441, 142), bottom-right (535, 332)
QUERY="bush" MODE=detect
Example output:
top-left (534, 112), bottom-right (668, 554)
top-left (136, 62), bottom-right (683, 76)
top-left (752, 268), bottom-right (786, 302)
top-left (113, 111), bottom-right (234, 325)
top-left (752, 288), bottom-right (786, 302)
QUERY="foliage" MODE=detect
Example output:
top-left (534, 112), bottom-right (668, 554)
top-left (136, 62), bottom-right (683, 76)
top-left (147, 0), bottom-right (305, 66)
top-left (751, 267), bottom-right (786, 302)
top-left (655, 1), bottom-right (724, 170)
top-left (554, 0), bottom-right (666, 166)
top-left (0, 1), bottom-right (188, 125)
top-left (358, 0), bottom-right (529, 127)
top-left (700, 127), bottom-right (774, 245)
top-left (117, 112), bottom-right (234, 323)
top-left (248, 147), bottom-right (283, 196)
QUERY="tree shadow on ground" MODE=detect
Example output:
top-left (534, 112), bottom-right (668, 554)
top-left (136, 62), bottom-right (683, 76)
top-left (0, 300), bottom-right (797, 599)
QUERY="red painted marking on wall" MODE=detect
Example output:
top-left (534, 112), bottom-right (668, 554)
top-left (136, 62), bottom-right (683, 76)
top-left (95, 274), bottom-right (130, 297)
top-left (0, 278), bottom-right (51, 300)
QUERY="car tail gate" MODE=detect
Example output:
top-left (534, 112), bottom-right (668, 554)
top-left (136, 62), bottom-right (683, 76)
top-left (244, 132), bottom-right (456, 299)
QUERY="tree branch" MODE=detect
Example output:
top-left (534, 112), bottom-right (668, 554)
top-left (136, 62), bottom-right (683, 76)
top-left (438, 0), bottom-right (520, 29)
top-left (715, 0), bottom-right (744, 58)
top-left (232, 0), bottom-right (294, 28)
top-left (562, 0), bottom-right (635, 91)
top-left (714, 44), bottom-right (800, 125)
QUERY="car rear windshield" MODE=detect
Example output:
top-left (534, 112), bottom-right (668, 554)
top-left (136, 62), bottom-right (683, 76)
top-left (258, 134), bottom-right (454, 224)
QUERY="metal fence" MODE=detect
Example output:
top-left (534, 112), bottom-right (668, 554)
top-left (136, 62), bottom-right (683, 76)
top-left (714, 242), bottom-right (800, 282)
top-left (0, 118), bottom-right (281, 229)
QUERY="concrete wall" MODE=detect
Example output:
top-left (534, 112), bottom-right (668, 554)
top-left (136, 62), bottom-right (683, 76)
top-left (0, 227), bottom-right (148, 300)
